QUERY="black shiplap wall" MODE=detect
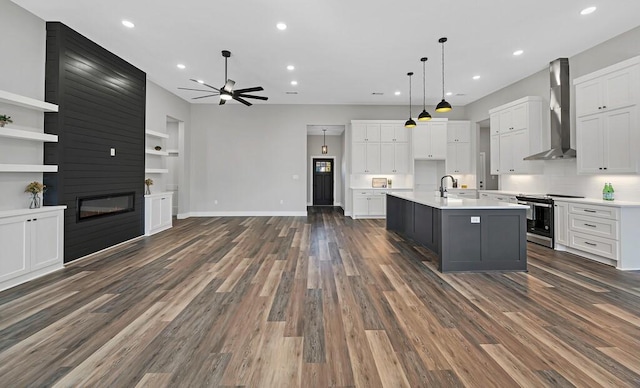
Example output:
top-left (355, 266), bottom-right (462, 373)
top-left (44, 22), bottom-right (146, 263)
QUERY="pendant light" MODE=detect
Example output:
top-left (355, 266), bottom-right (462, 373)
top-left (418, 57), bottom-right (432, 121)
top-left (404, 72), bottom-right (416, 128)
top-left (435, 37), bottom-right (453, 113)
top-left (321, 128), bottom-right (328, 154)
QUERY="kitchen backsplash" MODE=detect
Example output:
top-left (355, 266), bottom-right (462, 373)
top-left (500, 159), bottom-right (640, 201)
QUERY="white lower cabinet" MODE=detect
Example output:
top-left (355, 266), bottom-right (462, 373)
top-left (145, 192), bottom-right (173, 236)
top-left (352, 190), bottom-right (386, 219)
top-left (0, 207), bottom-right (65, 291)
top-left (555, 200), bottom-right (640, 270)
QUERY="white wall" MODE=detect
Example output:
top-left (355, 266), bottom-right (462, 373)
top-left (307, 134), bottom-right (343, 206)
top-left (464, 25), bottom-right (640, 201)
top-left (0, 0), bottom-right (47, 210)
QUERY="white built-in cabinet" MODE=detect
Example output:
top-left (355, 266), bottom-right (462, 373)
top-left (352, 122), bottom-right (409, 174)
top-left (574, 56), bottom-right (640, 174)
top-left (381, 142), bottom-right (409, 173)
top-left (145, 129), bottom-right (170, 174)
top-left (352, 190), bottom-right (386, 219)
top-left (144, 192), bottom-right (173, 236)
top-left (554, 201), bottom-right (569, 247)
top-left (0, 207), bottom-right (65, 292)
top-left (445, 121), bottom-right (471, 174)
top-left (488, 96), bottom-right (544, 174)
top-left (413, 120), bottom-right (447, 160)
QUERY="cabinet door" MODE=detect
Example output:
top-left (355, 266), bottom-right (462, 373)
top-left (499, 109), bottom-right (513, 132)
top-left (353, 197), bottom-right (369, 217)
top-left (365, 143), bottom-right (381, 173)
top-left (380, 143), bottom-right (395, 173)
top-left (0, 216), bottom-right (29, 283)
top-left (160, 196), bottom-right (172, 227)
top-left (30, 212), bottom-right (62, 271)
top-left (352, 143), bottom-right (367, 173)
top-left (490, 135), bottom-right (500, 174)
top-left (368, 197), bottom-right (385, 216)
top-left (447, 121), bottom-right (470, 143)
top-left (499, 132), bottom-right (515, 173)
top-left (352, 124), bottom-right (367, 142)
top-left (603, 66), bottom-right (638, 112)
top-left (430, 122), bottom-right (448, 159)
top-left (490, 112), bottom-right (501, 135)
top-left (604, 107), bottom-right (637, 173)
top-left (412, 124), bottom-right (430, 159)
top-left (394, 143), bottom-right (410, 173)
top-left (455, 142), bottom-right (472, 174)
top-left (575, 79), bottom-right (602, 117)
top-left (576, 115), bottom-right (604, 174)
top-left (151, 197), bottom-right (163, 230)
top-left (394, 125), bottom-right (409, 142)
top-left (511, 129), bottom-right (529, 173)
top-left (380, 124), bottom-right (395, 142)
top-left (446, 143), bottom-right (457, 173)
top-left (365, 124), bottom-right (381, 142)
top-left (511, 103), bottom-right (528, 131)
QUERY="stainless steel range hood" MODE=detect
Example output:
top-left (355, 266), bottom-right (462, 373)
top-left (524, 58), bottom-right (576, 160)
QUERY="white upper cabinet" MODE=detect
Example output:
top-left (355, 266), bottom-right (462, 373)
top-left (446, 121), bottom-right (472, 174)
top-left (413, 121), bottom-right (447, 160)
top-left (574, 56), bottom-right (640, 174)
top-left (380, 124), bottom-right (408, 142)
top-left (446, 121), bottom-right (471, 143)
top-left (352, 123), bottom-right (381, 142)
top-left (488, 96), bottom-right (544, 175)
top-left (381, 142), bottom-right (409, 173)
top-left (575, 58), bottom-right (639, 117)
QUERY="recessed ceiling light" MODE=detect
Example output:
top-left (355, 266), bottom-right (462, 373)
top-left (121, 20), bottom-right (135, 28)
top-left (177, 64), bottom-right (186, 69)
top-left (446, 92), bottom-right (453, 96)
top-left (580, 6), bottom-right (597, 15)
top-left (473, 75), bottom-right (481, 80)
top-left (276, 23), bottom-right (287, 30)
top-left (287, 65), bottom-right (295, 71)
top-left (290, 80), bottom-right (298, 86)
top-left (513, 49), bottom-right (524, 56)
top-left (196, 79), bottom-right (204, 84)
top-left (394, 91), bottom-right (401, 96)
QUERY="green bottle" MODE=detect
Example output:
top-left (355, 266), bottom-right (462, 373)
top-left (602, 182), bottom-right (608, 200)
top-left (608, 182), bottom-right (615, 201)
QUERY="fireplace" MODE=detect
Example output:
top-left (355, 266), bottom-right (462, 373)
top-left (77, 192), bottom-right (135, 221)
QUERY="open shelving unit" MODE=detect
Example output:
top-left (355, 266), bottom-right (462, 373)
top-left (145, 168), bottom-right (169, 174)
top-left (0, 90), bottom-right (58, 112)
top-left (145, 148), bottom-right (169, 156)
top-left (145, 129), bottom-right (169, 139)
top-left (0, 126), bottom-right (58, 142)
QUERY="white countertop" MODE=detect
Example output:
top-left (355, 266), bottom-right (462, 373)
top-left (389, 192), bottom-right (527, 210)
top-left (477, 190), bottom-right (522, 196)
top-left (551, 197), bottom-right (640, 208)
top-left (0, 205), bottom-right (67, 218)
top-left (350, 187), bottom-right (413, 190)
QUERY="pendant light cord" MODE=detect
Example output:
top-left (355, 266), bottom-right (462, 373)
top-left (422, 59), bottom-right (426, 110)
top-left (441, 42), bottom-right (445, 99)
top-left (408, 73), bottom-right (412, 117)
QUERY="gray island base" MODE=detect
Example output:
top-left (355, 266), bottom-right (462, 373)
top-left (386, 192), bottom-right (528, 273)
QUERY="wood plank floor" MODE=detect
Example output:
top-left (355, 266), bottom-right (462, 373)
top-left (1, 207), bottom-right (639, 387)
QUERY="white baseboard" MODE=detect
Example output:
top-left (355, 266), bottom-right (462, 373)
top-left (177, 212), bottom-right (190, 219)
top-left (188, 211), bottom-right (308, 217)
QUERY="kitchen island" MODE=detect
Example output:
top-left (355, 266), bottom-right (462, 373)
top-left (387, 192), bottom-right (528, 272)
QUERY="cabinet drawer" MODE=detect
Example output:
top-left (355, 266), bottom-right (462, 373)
top-left (371, 191), bottom-right (389, 196)
top-left (568, 203), bottom-right (619, 220)
top-left (569, 231), bottom-right (619, 261)
top-left (569, 214), bottom-right (618, 240)
top-left (355, 190), bottom-right (373, 196)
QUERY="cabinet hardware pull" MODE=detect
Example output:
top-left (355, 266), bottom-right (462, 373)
top-left (584, 223), bottom-right (596, 227)
top-left (602, 105), bottom-right (606, 108)
top-left (584, 209), bottom-right (596, 213)
top-left (584, 242), bottom-right (597, 246)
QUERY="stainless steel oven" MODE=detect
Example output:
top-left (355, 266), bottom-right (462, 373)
top-left (516, 194), bottom-right (584, 248)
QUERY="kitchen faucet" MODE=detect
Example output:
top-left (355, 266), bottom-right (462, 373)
top-left (440, 175), bottom-right (457, 197)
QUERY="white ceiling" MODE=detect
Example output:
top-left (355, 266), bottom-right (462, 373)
top-left (11, 0), bottom-right (640, 107)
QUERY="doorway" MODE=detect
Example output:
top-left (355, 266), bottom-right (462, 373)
top-left (312, 158), bottom-right (334, 206)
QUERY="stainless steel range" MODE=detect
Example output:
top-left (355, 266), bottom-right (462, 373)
top-left (516, 194), bottom-right (584, 248)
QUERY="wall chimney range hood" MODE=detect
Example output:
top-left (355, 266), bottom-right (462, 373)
top-left (524, 58), bottom-right (576, 160)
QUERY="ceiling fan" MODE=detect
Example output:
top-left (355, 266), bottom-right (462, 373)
top-left (178, 50), bottom-right (268, 106)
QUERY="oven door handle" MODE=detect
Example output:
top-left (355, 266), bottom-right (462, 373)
top-left (534, 203), bottom-right (553, 208)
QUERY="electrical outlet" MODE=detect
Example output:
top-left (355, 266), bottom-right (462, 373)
top-left (471, 216), bottom-right (480, 224)
top-left (110, 148), bottom-right (116, 156)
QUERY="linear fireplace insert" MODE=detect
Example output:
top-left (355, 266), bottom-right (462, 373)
top-left (77, 192), bottom-right (135, 221)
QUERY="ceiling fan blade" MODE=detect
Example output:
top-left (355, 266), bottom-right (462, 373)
top-left (233, 96), bottom-right (252, 106)
top-left (192, 94), bottom-right (219, 100)
top-left (234, 86), bottom-right (264, 93)
top-left (179, 87), bottom-right (216, 92)
top-left (223, 79), bottom-right (236, 92)
top-left (189, 79), bottom-right (220, 91)
top-left (236, 94), bottom-right (268, 100)
top-left (219, 98), bottom-right (226, 105)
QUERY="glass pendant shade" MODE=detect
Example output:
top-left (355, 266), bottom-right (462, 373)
top-left (418, 57), bottom-right (431, 121)
top-left (437, 37), bottom-right (452, 113)
top-left (321, 129), bottom-right (328, 154)
top-left (321, 145), bottom-right (328, 154)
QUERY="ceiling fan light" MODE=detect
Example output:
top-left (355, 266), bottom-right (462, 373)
top-left (435, 99), bottom-right (452, 112)
top-left (220, 92), bottom-right (233, 100)
top-left (418, 110), bottom-right (432, 121)
top-left (405, 118), bottom-right (417, 128)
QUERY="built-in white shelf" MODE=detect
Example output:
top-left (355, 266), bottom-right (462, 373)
top-left (167, 149), bottom-right (179, 155)
top-left (145, 149), bottom-right (169, 156)
top-left (0, 164), bottom-right (58, 173)
top-left (145, 168), bottom-right (169, 174)
top-left (0, 127), bottom-right (58, 142)
top-left (145, 129), bottom-right (169, 139)
top-left (0, 90), bottom-right (58, 112)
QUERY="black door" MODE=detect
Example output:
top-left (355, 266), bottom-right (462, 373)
top-left (313, 158), bottom-right (334, 206)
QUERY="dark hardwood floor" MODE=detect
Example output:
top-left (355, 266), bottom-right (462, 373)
top-left (0, 207), bottom-right (639, 387)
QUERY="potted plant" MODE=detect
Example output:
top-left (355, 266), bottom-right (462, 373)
top-left (0, 114), bottom-right (13, 127)
top-left (25, 181), bottom-right (46, 209)
top-left (145, 178), bottom-right (153, 195)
